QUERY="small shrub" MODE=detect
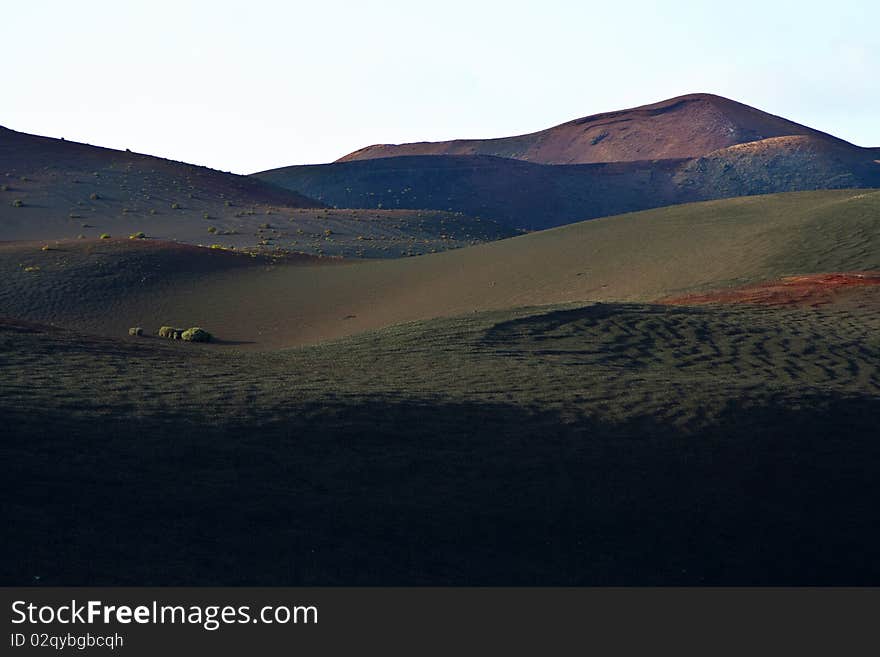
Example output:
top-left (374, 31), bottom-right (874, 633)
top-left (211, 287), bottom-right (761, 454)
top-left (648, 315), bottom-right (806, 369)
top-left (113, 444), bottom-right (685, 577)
top-left (128, 327), bottom-right (143, 336)
top-left (99, 233), bottom-right (111, 239)
top-left (207, 226), bottom-right (217, 234)
top-left (324, 228), bottom-right (333, 236)
top-left (0, 184), bottom-right (8, 191)
top-left (181, 327), bottom-right (211, 343)
top-left (129, 231), bottom-right (146, 239)
top-left (89, 193), bottom-right (100, 200)
top-left (149, 209), bottom-right (157, 215)
top-left (158, 326), bottom-right (183, 339)
top-left (12, 199), bottom-right (23, 207)
top-left (171, 202), bottom-right (180, 209)
top-left (23, 265), bottom-right (40, 273)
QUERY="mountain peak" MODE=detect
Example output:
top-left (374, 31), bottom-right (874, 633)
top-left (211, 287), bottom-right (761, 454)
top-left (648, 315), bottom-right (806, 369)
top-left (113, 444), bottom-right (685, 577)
top-left (337, 93), bottom-right (850, 165)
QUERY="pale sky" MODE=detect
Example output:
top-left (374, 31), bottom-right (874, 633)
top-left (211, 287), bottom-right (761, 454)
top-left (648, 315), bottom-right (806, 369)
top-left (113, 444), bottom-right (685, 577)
top-left (5, 0), bottom-right (878, 173)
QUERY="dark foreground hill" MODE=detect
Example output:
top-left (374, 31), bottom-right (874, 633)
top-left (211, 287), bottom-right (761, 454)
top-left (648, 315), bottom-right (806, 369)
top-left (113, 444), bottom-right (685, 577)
top-left (2, 289), bottom-right (879, 585)
top-left (2, 189), bottom-right (880, 585)
top-left (256, 94), bottom-right (880, 229)
top-left (0, 126), bottom-right (511, 256)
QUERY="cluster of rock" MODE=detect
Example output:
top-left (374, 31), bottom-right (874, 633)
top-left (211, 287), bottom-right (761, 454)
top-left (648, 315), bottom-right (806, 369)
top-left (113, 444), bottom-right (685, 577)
top-left (128, 326), bottom-right (212, 342)
top-left (158, 326), bottom-right (212, 342)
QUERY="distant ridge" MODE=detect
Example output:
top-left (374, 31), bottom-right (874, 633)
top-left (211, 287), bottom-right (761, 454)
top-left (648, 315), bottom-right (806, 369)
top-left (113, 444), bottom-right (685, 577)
top-left (336, 93), bottom-right (869, 165)
top-left (0, 124), bottom-right (322, 209)
top-left (255, 93), bottom-right (880, 229)
top-left (0, 126), bottom-right (512, 256)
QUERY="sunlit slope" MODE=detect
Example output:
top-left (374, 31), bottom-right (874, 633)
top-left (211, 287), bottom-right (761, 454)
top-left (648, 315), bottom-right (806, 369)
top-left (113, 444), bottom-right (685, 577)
top-left (337, 93), bottom-right (860, 165)
top-left (2, 190), bottom-right (878, 348)
top-left (0, 126), bottom-right (511, 256)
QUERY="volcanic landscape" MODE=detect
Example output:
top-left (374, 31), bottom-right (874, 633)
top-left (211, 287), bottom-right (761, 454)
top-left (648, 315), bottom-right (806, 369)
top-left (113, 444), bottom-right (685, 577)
top-left (2, 94), bottom-right (879, 585)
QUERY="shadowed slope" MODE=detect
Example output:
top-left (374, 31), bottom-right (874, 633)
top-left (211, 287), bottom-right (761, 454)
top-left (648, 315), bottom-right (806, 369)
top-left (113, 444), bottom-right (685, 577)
top-left (255, 154), bottom-right (686, 229)
top-left (3, 295), bottom-right (880, 585)
top-left (259, 109), bottom-right (880, 229)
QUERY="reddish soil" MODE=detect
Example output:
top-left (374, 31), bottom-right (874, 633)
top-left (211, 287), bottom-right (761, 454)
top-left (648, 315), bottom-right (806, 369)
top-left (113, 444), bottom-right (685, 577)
top-left (337, 93), bottom-right (864, 165)
top-left (661, 272), bottom-right (880, 307)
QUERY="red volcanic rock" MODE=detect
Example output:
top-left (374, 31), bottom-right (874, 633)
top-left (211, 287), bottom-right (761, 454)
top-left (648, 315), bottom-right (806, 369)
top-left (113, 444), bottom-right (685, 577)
top-left (661, 272), bottom-right (880, 307)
